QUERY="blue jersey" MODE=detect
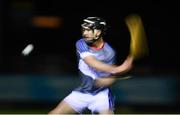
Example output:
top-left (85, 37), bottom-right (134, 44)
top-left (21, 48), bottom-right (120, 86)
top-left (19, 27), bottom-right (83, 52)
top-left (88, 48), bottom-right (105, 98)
top-left (75, 38), bottom-right (116, 94)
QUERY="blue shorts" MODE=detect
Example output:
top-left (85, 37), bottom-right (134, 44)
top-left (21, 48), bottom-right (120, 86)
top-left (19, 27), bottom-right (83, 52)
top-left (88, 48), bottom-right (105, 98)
top-left (64, 89), bottom-right (114, 113)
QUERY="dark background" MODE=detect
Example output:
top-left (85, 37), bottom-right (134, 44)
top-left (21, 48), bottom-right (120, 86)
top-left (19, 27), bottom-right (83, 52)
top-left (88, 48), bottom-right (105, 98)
top-left (0, 0), bottom-right (180, 114)
top-left (1, 0), bottom-right (180, 74)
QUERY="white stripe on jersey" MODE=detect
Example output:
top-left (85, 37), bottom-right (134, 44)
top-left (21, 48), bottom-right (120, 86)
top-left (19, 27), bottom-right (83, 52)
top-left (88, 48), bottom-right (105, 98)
top-left (79, 59), bottom-right (97, 79)
top-left (80, 51), bottom-right (94, 59)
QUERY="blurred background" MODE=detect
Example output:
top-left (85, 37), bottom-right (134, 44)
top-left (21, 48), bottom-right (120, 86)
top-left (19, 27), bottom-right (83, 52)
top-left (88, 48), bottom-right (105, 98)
top-left (0, 0), bottom-right (180, 114)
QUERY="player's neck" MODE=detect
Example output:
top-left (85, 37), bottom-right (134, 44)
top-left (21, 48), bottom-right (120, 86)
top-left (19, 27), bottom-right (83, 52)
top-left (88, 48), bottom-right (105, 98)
top-left (91, 38), bottom-right (104, 50)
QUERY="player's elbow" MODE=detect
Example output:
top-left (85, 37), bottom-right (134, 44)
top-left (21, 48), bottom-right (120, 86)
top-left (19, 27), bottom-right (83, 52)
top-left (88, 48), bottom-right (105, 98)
top-left (127, 63), bottom-right (133, 72)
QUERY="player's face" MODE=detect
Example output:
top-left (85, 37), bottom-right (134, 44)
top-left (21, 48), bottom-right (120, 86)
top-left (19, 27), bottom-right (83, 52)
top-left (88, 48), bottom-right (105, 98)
top-left (82, 28), bottom-right (94, 41)
top-left (82, 28), bottom-right (101, 41)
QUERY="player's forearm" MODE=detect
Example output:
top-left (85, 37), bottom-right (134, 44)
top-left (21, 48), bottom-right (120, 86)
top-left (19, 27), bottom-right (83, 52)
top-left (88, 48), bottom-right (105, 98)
top-left (112, 55), bottom-right (133, 75)
top-left (95, 76), bottom-right (117, 87)
top-left (84, 56), bottom-right (117, 73)
top-left (84, 55), bottom-right (133, 75)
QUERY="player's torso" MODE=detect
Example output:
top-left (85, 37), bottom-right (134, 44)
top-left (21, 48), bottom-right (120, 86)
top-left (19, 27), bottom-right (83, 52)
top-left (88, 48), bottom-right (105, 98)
top-left (77, 39), bottom-right (116, 78)
top-left (75, 39), bottom-right (116, 94)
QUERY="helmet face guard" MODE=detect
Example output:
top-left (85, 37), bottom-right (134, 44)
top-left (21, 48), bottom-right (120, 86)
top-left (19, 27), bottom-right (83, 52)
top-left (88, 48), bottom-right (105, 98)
top-left (81, 17), bottom-right (107, 46)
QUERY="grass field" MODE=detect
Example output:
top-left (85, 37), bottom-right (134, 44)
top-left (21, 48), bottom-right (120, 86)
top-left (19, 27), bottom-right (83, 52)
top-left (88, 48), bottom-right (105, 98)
top-left (0, 102), bottom-right (179, 114)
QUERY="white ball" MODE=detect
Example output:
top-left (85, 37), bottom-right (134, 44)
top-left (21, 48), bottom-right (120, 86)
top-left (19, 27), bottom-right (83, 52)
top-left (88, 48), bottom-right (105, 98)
top-left (22, 44), bottom-right (34, 56)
